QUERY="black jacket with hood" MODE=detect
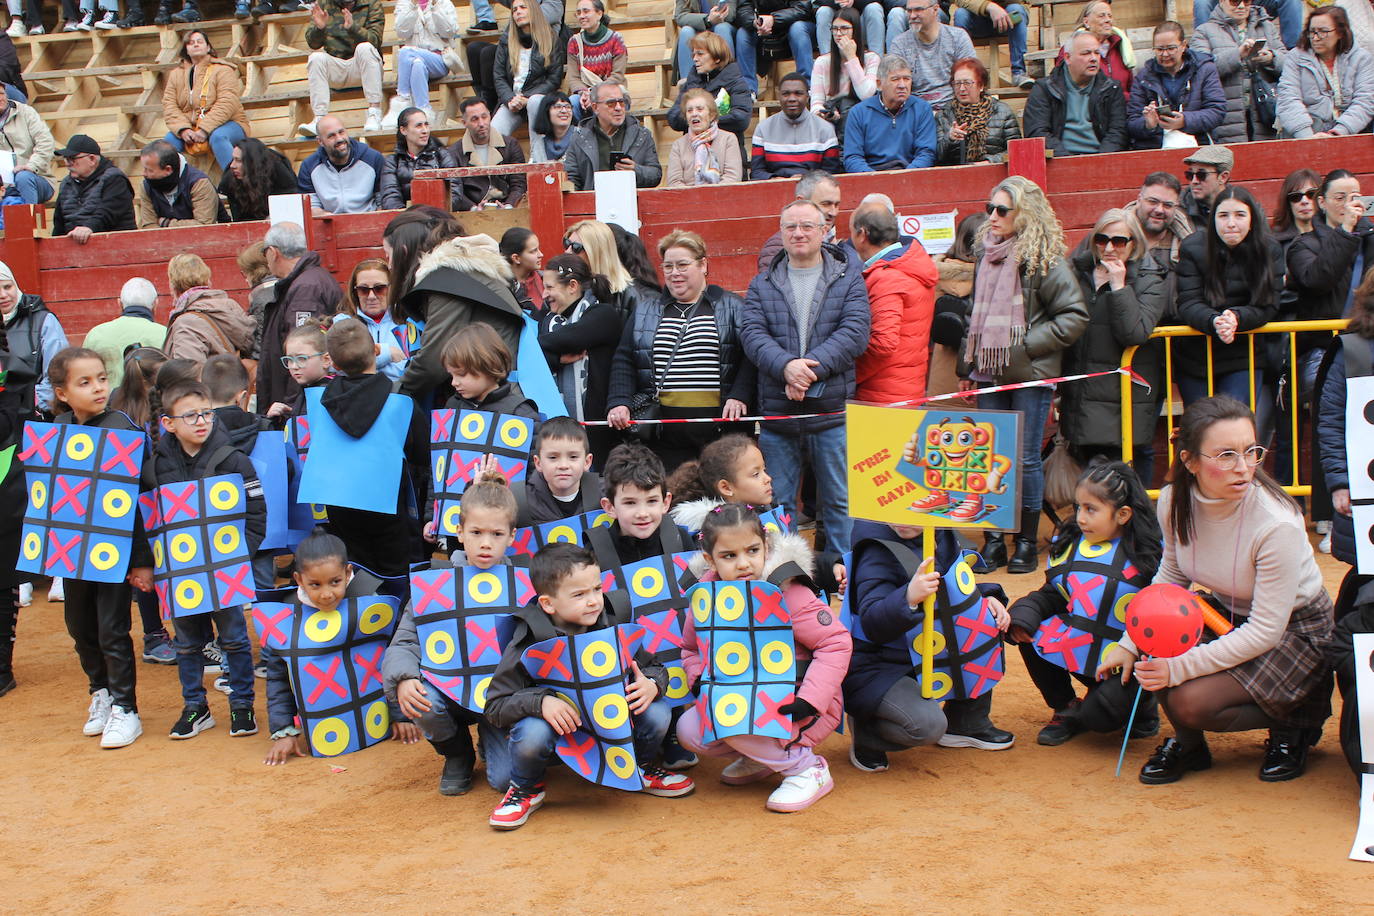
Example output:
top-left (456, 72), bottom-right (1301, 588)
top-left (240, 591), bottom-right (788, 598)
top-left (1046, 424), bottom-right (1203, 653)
top-left (147, 422), bottom-right (267, 556)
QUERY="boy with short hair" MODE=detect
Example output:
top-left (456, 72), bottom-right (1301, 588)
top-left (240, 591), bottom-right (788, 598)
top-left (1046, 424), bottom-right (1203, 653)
top-left (524, 416), bottom-right (603, 525)
top-left (593, 442), bottom-right (692, 565)
top-left (482, 543), bottom-right (694, 830)
top-left (149, 380), bottom-right (266, 739)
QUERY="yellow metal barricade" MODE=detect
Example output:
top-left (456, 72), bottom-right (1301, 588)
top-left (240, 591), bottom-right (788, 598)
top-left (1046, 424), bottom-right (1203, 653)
top-left (1119, 319), bottom-right (1351, 497)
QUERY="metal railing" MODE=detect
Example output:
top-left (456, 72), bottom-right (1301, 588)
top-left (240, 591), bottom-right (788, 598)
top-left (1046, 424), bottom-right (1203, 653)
top-left (1119, 319), bottom-right (1351, 497)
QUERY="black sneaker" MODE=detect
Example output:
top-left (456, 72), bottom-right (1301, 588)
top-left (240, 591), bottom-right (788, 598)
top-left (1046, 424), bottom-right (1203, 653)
top-left (848, 742), bottom-right (889, 772)
top-left (1128, 715), bottom-right (1160, 740)
top-left (153, 2), bottom-right (174, 24)
top-left (938, 723), bottom-right (1015, 750)
top-left (466, 20), bottom-right (498, 34)
top-left (76, 9), bottom-right (96, 29)
top-left (0, 674), bottom-right (16, 697)
top-left (1139, 737), bottom-right (1212, 785)
top-left (234, 0), bottom-right (251, 17)
top-left (279, 0), bottom-right (305, 11)
top-left (170, 4), bottom-right (202, 23)
top-left (661, 730), bottom-right (698, 770)
top-left (439, 755), bottom-right (475, 796)
top-left (229, 707), bottom-right (258, 736)
top-left (202, 639), bottom-right (224, 674)
top-left (169, 706), bottom-right (216, 739)
top-left (1037, 699), bottom-right (1082, 746)
top-left (115, 9), bottom-right (145, 27)
top-left (250, 0), bottom-right (275, 14)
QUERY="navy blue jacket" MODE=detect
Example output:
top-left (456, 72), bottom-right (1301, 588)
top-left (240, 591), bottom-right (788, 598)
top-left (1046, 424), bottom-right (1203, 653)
top-left (740, 242), bottom-right (871, 434)
top-left (843, 520), bottom-right (1006, 717)
top-left (841, 92), bottom-right (937, 172)
top-left (1318, 337), bottom-right (1374, 566)
top-left (1126, 49), bottom-right (1227, 148)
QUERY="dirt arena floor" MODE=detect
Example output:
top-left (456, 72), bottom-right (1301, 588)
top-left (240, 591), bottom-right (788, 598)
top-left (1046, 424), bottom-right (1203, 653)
top-left (3, 535), bottom-right (1372, 914)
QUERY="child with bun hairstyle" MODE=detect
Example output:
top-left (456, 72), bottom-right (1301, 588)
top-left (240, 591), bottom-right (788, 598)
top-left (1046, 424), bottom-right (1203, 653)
top-left (676, 504), bottom-right (852, 812)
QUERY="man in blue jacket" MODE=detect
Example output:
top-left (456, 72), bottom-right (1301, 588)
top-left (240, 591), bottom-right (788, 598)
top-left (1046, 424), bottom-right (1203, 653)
top-left (842, 55), bottom-right (937, 172)
top-left (1126, 21), bottom-right (1227, 149)
top-left (297, 115), bottom-right (384, 214)
top-left (741, 198), bottom-right (872, 553)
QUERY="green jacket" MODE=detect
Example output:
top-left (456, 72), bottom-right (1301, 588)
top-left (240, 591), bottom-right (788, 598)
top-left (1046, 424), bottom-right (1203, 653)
top-left (81, 314), bottom-right (167, 388)
top-left (306, 0), bottom-right (384, 59)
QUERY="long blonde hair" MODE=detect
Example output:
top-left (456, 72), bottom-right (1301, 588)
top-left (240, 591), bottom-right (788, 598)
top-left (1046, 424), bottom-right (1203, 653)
top-left (507, 0), bottom-right (555, 74)
top-left (566, 219), bottom-right (633, 293)
top-left (977, 175), bottom-right (1065, 277)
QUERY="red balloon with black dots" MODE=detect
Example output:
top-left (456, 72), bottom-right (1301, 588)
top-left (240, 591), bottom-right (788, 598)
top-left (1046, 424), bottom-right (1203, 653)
top-left (1125, 583), bottom-right (1205, 659)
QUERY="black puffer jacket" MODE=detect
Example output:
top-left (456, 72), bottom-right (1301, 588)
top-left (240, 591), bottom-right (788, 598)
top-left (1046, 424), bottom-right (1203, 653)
top-left (493, 24), bottom-right (569, 106)
top-left (1285, 215), bottom-right (1374, 354)
top-left (377, 137), bottom-right (458, 210)
top-left (1174, 231), bottom-right (1284, 377)
top-left (667, 60), bottom-right (755, 138)
top-left (147, 422), bottom-right (267, 556)
top-left (51, 156), bottom-right (136, 237)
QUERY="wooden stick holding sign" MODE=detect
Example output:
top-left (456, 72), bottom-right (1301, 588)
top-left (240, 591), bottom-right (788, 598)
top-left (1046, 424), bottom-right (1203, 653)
top-left (921, 526), bottom-right (936, 698)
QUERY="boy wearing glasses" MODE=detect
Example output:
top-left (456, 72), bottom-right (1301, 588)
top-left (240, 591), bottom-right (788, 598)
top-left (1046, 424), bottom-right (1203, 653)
top-left (148, 381), bottom-right (266, 741)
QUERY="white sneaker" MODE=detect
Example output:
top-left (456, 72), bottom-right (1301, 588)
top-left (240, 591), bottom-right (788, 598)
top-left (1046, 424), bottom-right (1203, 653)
top-left (27, 24), bottom-right (43, 34)
top-left (6, 19), bottom-right (26, 37)
top-left (765, 758), bottom-right (834, 813)
top-left (364, 106), bottom-right (383, 132)
top-left (101, 706), bottom-right (143, 749)
top-left (420, 106), bottom-right (438, 127)
top-left (381, 94), bottom-right (411, 130)
top-left (213, 674), bottom-right (232, 695)
top-left (18, 582), bottom-right (31, 607)
top-left (719, 755), bottom-right (774, 785)
top-left (94, 10), bottom-right (118, 28)
top-left (48, 577), bottom-right (64, 602)
top-left (1315, 520), bottom-right (1332, 535)
top-left (76, 10), bottom-right (95, 29)
top-left (82, 688), bottom-right (113, 736)
top-left (1319, 530), bottom-right (1332, 554)
top-left (298, 117), bottom-right (320, 137)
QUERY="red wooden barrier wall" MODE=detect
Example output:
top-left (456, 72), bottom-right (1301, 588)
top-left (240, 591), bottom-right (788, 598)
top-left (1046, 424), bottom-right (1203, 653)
top-left (6, 135), bottom-right (1374, 343)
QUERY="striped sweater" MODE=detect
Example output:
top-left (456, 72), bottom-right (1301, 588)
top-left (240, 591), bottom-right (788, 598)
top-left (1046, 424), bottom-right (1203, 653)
top-left (567, 27), bottom-right (629, 92)
top-left (749, 109), bottom-right (842, 179)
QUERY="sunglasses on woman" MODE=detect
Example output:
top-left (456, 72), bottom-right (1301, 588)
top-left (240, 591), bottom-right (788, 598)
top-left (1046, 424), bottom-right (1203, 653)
top-left (985, 203), bottom-right (1012, 216)
top-left (1093, 234), bottom-right (1131, 248)
top-left (355, 283), bottom-right (389, 297)
top-left (563, 238), bottom-right (585, 254)
top-left (1286, 188), bottom-right (1318, 204)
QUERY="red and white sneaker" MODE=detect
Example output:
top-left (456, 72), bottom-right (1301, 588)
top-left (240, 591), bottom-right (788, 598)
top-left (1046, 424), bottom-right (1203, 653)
top-left (766, 758), bottom-right (833, 813)
top-left (489, 783), bottom-right (545, 830)
top-left (948, 495), bottom-right (985, 521)
top-left (910, 492), bottom-right (951, 511)
top-left (639, 764), bottom-right (696, 797)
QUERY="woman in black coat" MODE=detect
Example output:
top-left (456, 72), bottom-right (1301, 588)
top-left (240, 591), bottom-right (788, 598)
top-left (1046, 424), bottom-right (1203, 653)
top-left (0, 351), bottom-right (30, 694)
top-left (219, 138), bottom-right (298, 222)
top-left (491, 0), bottom-right (569, 161)
top-left (377, 107), bottom-right (459, 210)
top-left (666, 29), bottom-right (755, 142)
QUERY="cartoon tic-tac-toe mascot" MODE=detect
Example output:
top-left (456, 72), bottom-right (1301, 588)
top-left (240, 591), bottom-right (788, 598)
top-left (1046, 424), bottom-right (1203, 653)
top-left (900, 415), bottom-right (1013, 522)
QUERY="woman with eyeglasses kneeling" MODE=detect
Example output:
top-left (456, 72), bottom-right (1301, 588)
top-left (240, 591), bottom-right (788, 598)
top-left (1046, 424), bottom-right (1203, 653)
top-left (1277, 3), bottom-right (1374, 137)
top-left (1099, 395), bottom-right (1333, 784)
top-left (334, 258), bottom-right (407, 383)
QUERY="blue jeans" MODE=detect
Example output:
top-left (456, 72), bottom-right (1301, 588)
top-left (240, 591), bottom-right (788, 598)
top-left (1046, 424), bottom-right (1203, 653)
top-left (975, 384), bottom-right (1053, 518)
top-left (504, 696), bottom-right (671, 790)
top-left (760, 420), bottom-right (852, 552)
top-left (3, 83), bottom-right (25, 103)
top-left (1177, 370), bottom-right (1272, 441)
top-left (1194, 0), bottom-right (1301, 50)
top-left (396, 45), bottom-right (448, 107)
top-left (676, 22), bottom-right (736, 81)
top-left (12, 169), bottom-right (51, 204)
top-left (815, 1), bottom-right (900, 56)
top-left (163, 120), bottom-right (247, 171)
top-left (173, 606), bottom-right (255, 709)
top-left (785, 19), bottom-right (817, 76)
top-left (409, 680), bottom-right (508, 790)
top-left (471, 0), bottom-right (494, 23)
top-left (736, 26), bottom-right (759, 92)
top-left (954, 3), bottom-right (1029, 76)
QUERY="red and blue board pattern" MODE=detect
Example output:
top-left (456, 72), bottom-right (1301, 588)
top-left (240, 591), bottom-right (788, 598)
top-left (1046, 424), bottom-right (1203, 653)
top-left (1033, 536), bottom-right (1146, 675)
top-left (431, 409), bottom-right (536, 536)
top-left (138, 474), bottom-right (255, 619)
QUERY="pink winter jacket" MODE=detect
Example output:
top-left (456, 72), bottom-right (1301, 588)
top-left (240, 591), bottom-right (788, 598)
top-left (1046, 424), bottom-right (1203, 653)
top-left (682, 540), bottom-right (852, 747)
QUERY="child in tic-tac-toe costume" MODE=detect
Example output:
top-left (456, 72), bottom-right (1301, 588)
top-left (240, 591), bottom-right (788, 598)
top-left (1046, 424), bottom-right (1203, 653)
top-left (147, 380), bottom-right (267, 741)
top-left (843, 521), bottom-right (1011, 772)
top-left (1006, 461), bottom-right (1163, 747)
top-left (42, 348), bottom-right (155, 748)
top-left (441, 323), bottom-right (540, 421)
top-left (482, 542), bottom-right (696, 830)
top-left (383, 470), bottom-right (519, 796)
top-left (265, 320), bottom-right (333, 425)
top-left (676, 504), bottom-right (852, 813)
top-left (1330, 586), bottom-right (1374, 780)
top-left (523, 415), bottom-right (603, 526)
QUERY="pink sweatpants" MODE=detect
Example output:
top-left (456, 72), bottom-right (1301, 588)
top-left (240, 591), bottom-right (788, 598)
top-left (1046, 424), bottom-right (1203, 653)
top-left (676, 705), bottom-right (820, 777)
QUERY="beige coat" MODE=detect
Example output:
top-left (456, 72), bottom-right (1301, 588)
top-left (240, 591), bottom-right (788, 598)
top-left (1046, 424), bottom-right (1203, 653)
top-left (0, 101), bottom-right (54, 176)
top-left (134, 174), bottom-right (222, 229)
top-left (162, 58), bottom-right (249, 137)
top-left (665, 130), bottom-right (742, 187)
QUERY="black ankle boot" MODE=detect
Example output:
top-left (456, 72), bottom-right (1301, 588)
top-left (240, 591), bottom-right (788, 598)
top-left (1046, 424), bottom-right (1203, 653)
top-left (1006, 511), bottom-right (1040, 574)
top-left (1258, 727), bottom-right (1311, 782)
top-left (1139, 737), bottom-right (1212, 784)
top-left (170, 1), bottom-right (200, 22)
top-left (973, 533), bottom-right (1006, 572)
top-left (153, 0), bottom-right (174, 23)
top-left (115, 5), bottom-right (145, 26)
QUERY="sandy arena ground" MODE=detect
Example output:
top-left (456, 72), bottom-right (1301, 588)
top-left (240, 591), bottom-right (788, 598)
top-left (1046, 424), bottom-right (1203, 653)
top-left (2, 536), bottom-right (1372, 914)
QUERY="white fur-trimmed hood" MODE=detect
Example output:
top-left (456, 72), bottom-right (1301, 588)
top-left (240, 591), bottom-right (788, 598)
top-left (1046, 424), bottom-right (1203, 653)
top-left (670, 496), bottom-right (723, 533)
top-left (687, 527), bottom-right (816, 581)
top-left (414, 233), bottom-right (514, 286)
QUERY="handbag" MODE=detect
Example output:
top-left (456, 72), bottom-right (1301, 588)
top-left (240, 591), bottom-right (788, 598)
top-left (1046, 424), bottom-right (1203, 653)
top-left (1250, 72), bottom-right (1278, 129)
top-left (183, 65), bottom-right (215, 157)
top-left (628, 301), bottom-right (702, 440)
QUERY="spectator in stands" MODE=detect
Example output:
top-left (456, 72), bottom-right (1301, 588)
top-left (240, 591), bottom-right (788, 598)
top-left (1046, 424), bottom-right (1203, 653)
top-left (6, 1), bottom-right (40, 36)
top-left (0, 29), bottom-right (26, 98)
top-left (757, 169), bottom-right (843, 269)
top-left (564, 218), bottom-right (655, 318)
top-left (385, 0), bottom-right (461, 128)
top-left (965, 176), bottom-right (1087, 573)
top-left (163, 253), bottom-right (255, 364)
top-left (161, 30), bottom-right (248, 171)
top-left (1023, 29), bottom-right (1127, 156)
top-left (751, 72), bottom-right (841, 178)
top-left (676, 1), bottom-right (757, 94)
top-left (134, 139), bottom-right (226, 229)
top-left (741, 197), bottom-right (871, 552)
top-left (1192, 0), bottom-right (1287, 145)
top-left (448, 97), bottom-right (528, 210)
top-left (237, 241), bottom-right (275, 361)
top-left (259, 221), bottom-right (343, 413)
top-left (1339, 0), bottom-right (1374, 58)
top-left (1126, 171), bottom-right (1192, 316)
top-left (337, 258), bottom-right (408, 382)
top-left (669, 30), bottom-right (755, 147)
top-left (81, 278), bottom-right (166, 388)
top-left (468, 0), bottom-right (564, 112)
top-left (491, 0), bottom-right (567, 162)
top-left (850, 200), bottom-right (938, 404)
top-left (842, 54), bottom-right (937, 171)
top-left (61, 0), bottom-right (118, 31)
top-left (667, 87), bottom-right (744, 186)
top-left (302, 0), bottom-right (386, 136)
top-left (809, 7), bottom-right (879, 141)
top-left (531, 91), bottom-right (577, 162)
top-left (1128, 21), bottom-right (1228, 148)
top-left (568, 0), bottom-right (628, 121)
top-left (1057, 0), bottom-right (1135, 94)
top-left (753, 0), bottom-right (819, 77)
top-left (1199, 0), bottom-right (1303, 50)
top-left (0, 97), bottom-right (54, 204)
top-left (607, 229), bottom-right (754, 470)
top-left (1061, 208), bottom-right (1168, 474)
top-left (1277, 4), bottom-right (1374, 137)
top-left (220, 137), bottom-right (298, 222)
top-left (501, 226), bottom-right (545, 314)
top-left (299, 115), bottom-right (385, 215)
top-left (890, 0), bottom-right (973, 109)
top-left (379, 106), bottom-right (458, 210)
top-left (935, 56), bottom-right (1021, 164)
top-left (1181, 144), bottom-right (1232, 226)
top-left (51, 134), bottom-right (135, 244)
top-left (0, 260), bottom-right (67, 413)
top-left (951, 0), bottom-right (1034, 89)
top-left (563, 83), bottom-right (663, 191)
top-left (1271, 166), bottom-right (1320, 252)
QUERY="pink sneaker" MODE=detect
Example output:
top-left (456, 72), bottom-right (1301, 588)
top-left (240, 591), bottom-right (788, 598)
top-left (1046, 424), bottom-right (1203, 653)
top-left (766, 758), bottom-right (833, 812)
